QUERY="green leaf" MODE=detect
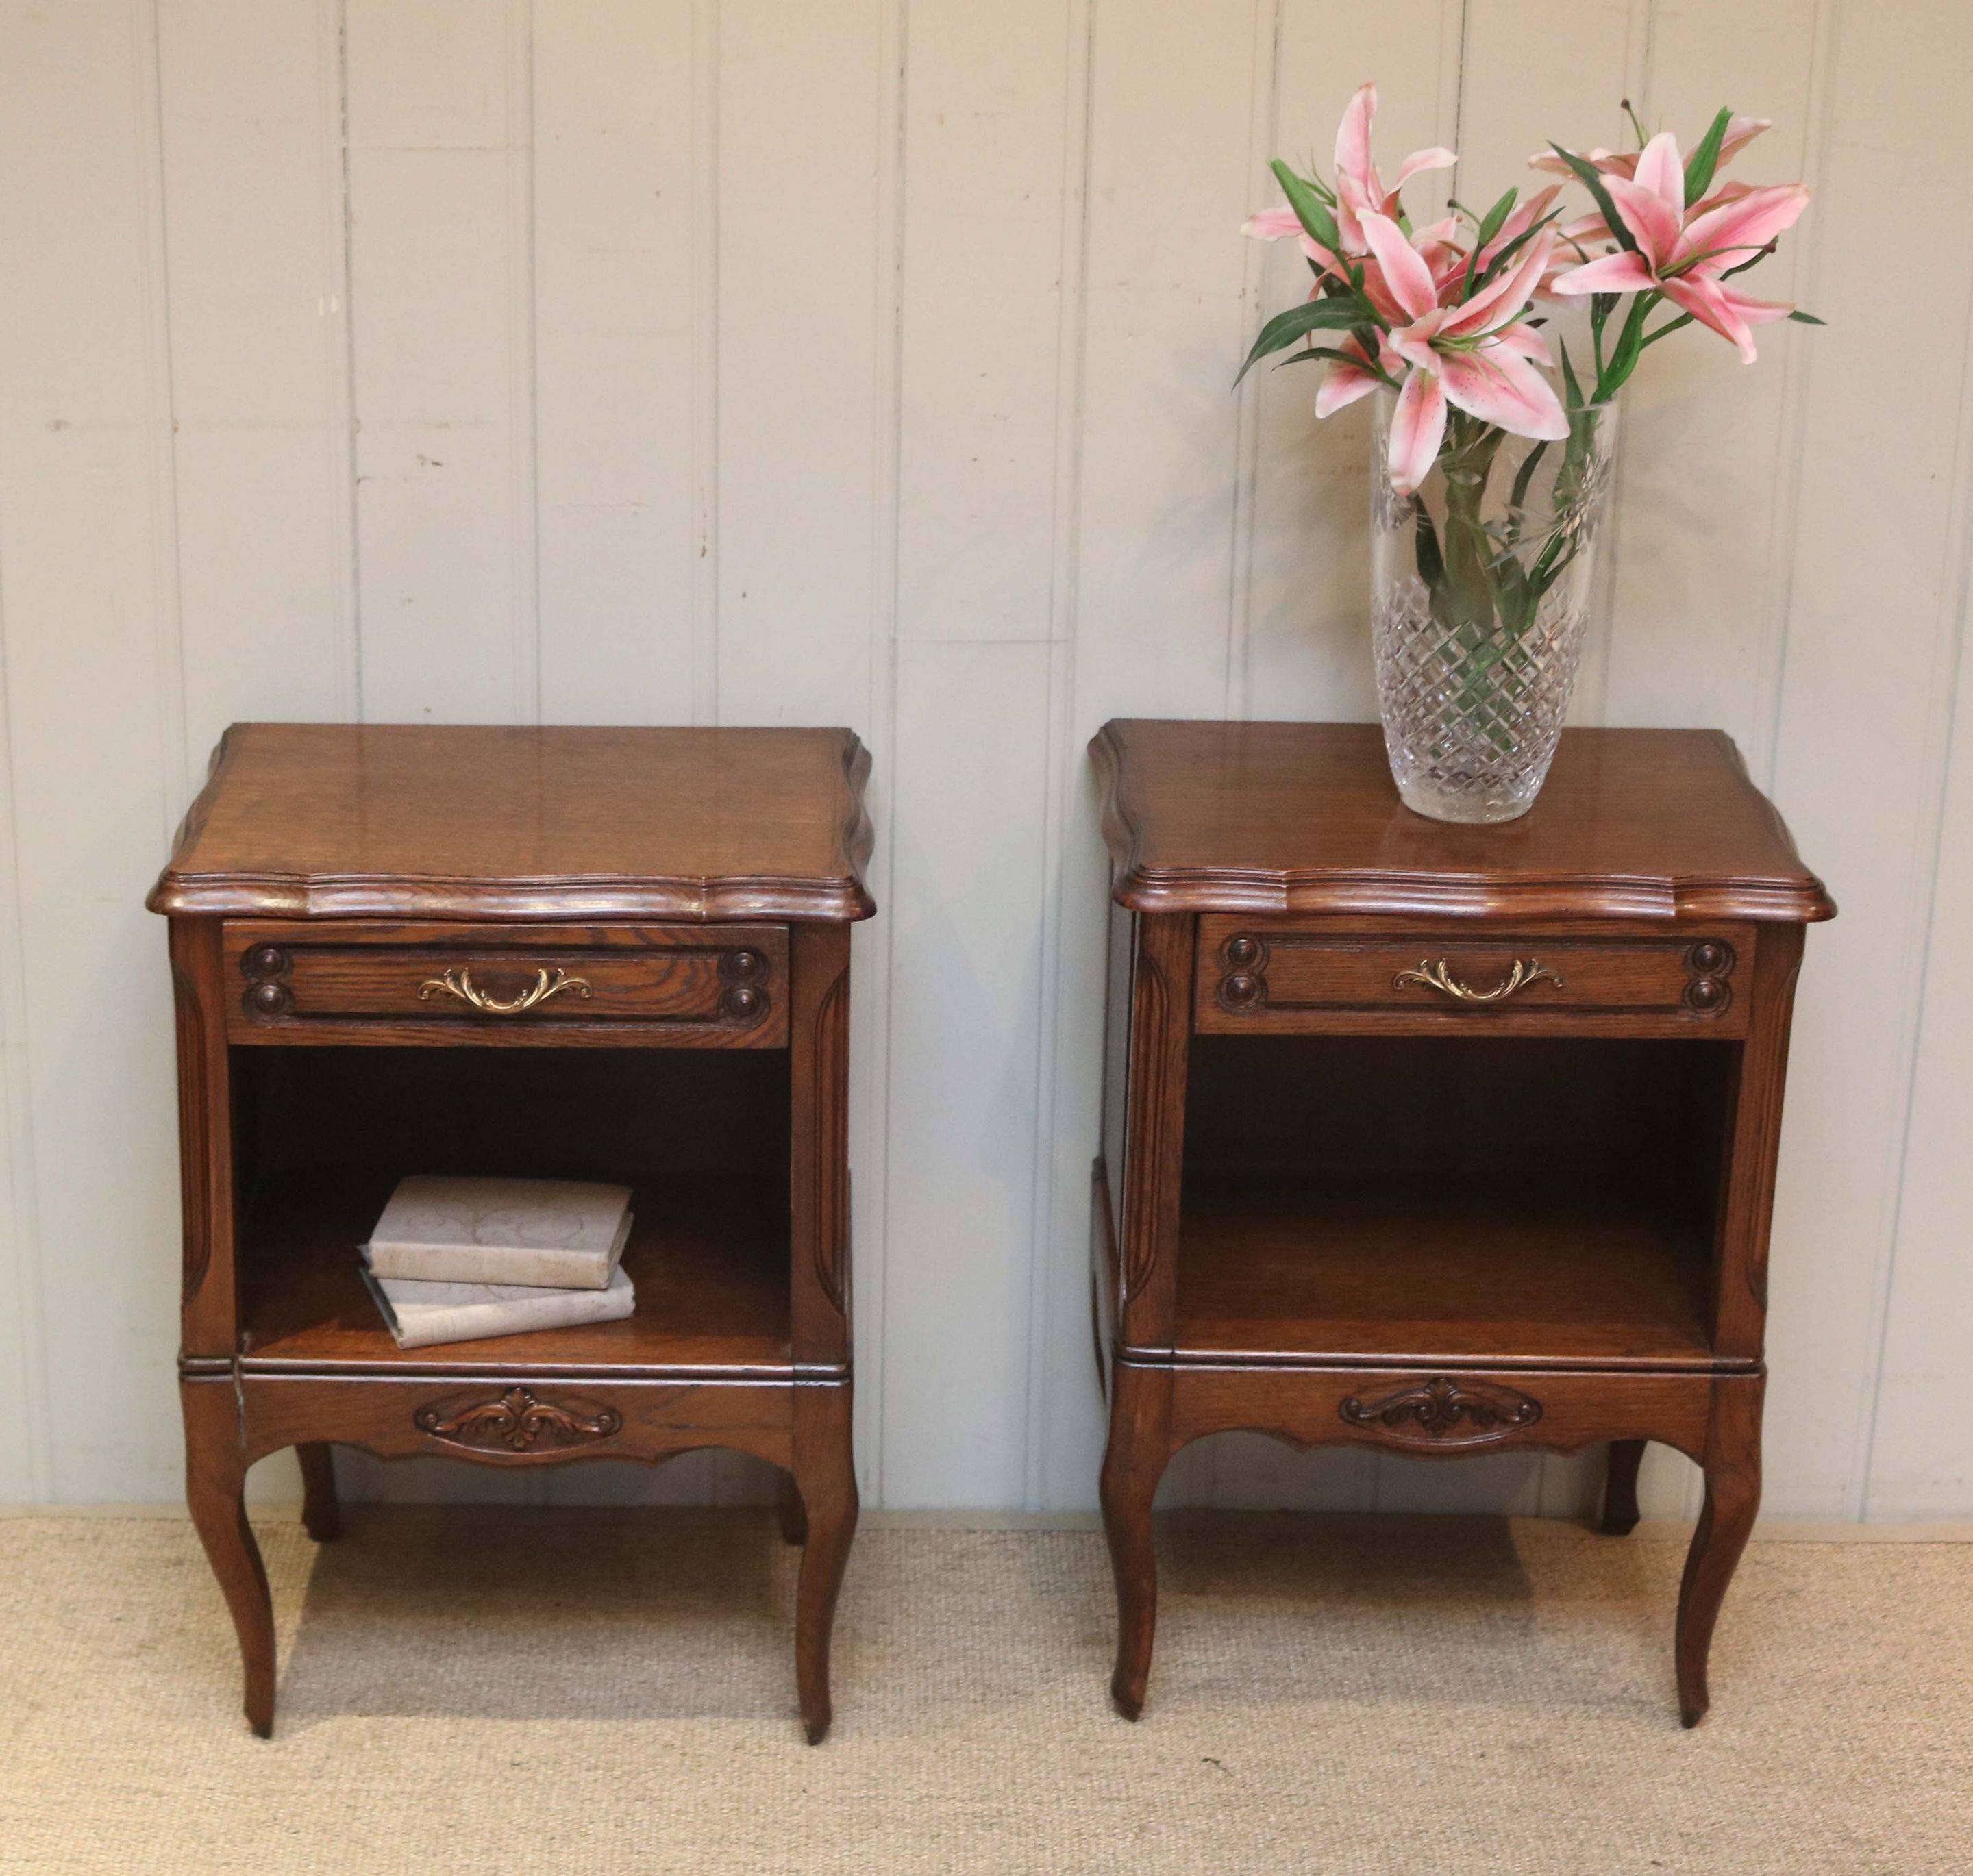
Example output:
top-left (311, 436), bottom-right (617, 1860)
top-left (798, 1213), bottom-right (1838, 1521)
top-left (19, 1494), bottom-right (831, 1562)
top-left (1472, 187), bottom-right (1518, 253)
top-left (1598, 290), bottom-right (1654, 399)
top-left (1269, 344), bottom-right (1396, 390)
top-left (1234, 298), bottom-right (1365, 385)
top-left (1461, 187), bottom-right (1519, 299)
top-left (1559, 336), bottom-right (1585, 412)
top-left (1463, 207), bottom-right (1563, 299)
top-left (1682, 106), bottom-right (1733, 208)
top-left (1413, 503), bottom-right (1445, 590)
top-left (1270, 158), bottom-right (1342, 257)
top-left (1789, 309), bottom-right (1826, 325)
top-left (1548, 143), bottom-right (1638, 254)
top-left (1506, 439), bottom-right (1550, 518)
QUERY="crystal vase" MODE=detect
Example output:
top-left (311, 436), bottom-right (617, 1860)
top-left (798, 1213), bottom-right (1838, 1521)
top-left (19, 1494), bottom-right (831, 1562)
top-left (1369, 392), bottom-right (1618, 824)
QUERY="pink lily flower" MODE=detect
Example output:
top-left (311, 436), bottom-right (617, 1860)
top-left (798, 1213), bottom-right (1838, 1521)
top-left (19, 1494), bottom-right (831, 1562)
top-left (1358, 212), bottom-right (1569, 496)
top-left (1243, 82), bottom-right (1455, 273)
top-left (1311, 330), bottom-right (1401, 420)
top-left (1476, 185), bottom-right (1561, 270)
top-left (1240, 201), bottom-right (1345, 275)
top-left (1548, 129), bottom-right (1807, 360)
top-left (1332, 82), bottom-right (1459, 249)
top-left (1528, 114), bottom-right (1770, 180)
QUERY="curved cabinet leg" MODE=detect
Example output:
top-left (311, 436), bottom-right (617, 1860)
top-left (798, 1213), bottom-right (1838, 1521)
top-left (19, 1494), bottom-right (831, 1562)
top-left (297, 1443), bottom-right (341, 1543)
top-left (1676, 1377), bottom-right (1763, 1727)
top-left (775, 1467), bottom-right (808, 1547)
top-left (792, 1384), bottom-right (857, 1744)
top-left (182, 1381), bottom-right (276, 1737)
top-left (1602, 1439), bottom-right (1645, 1537)
top-left (1100, 1362), bottom-right (1173, 1721)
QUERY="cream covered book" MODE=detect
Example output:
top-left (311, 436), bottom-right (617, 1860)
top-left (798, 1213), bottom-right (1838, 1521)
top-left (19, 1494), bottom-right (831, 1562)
top-left (364, 1175), bottom-right (633, 1290)
top-left (360, 1264), bottom-right (636, 1350)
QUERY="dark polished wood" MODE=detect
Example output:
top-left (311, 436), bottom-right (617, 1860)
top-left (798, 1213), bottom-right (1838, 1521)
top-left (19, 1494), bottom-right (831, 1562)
top-left (154, 723), bottom-right (872, 1740)
top-left (151, 722), bottom-right (875, 923)
top-left (223, 919), bottom-right (789, 1047)
top-left (1090, 719), bottom-right (1828, 1727)
top-left (1093, 718), bottom-right (1834, 923)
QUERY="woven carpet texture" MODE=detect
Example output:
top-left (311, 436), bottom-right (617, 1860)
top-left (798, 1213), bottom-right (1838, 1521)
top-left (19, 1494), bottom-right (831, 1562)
top-left (0, 1510), bottom-right (1966, 1873)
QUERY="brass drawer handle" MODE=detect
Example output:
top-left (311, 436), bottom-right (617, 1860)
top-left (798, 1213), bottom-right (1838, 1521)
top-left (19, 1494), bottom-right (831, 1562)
top-left (417, 965), bottom-right (593, 1016)
top-left (1393, 958), bottom-right (1563, 1004)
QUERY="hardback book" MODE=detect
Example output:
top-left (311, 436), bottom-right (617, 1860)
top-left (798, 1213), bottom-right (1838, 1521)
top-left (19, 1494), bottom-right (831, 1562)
top-left (360, 1264), bottom-right (636, 1350)
top-left (364, 1175), bottom-right (634, 1290)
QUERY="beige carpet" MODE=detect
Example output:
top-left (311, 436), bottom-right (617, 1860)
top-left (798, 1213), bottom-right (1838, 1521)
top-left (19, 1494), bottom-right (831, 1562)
top-left (0, 1510), bottom-right (1967, 1873)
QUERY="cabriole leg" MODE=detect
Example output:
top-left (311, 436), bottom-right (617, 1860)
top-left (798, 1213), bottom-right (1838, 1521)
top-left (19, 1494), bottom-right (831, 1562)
top-left (792, 1384), bottom-right (857, 1744)
top-left (1676, 1378), bottom-right (1764, 1727)
top-left (183, 1381), bottom-right (276, 1737)
top-left (1100, 1362), bottom-right (1171, 1721)
top-left (775, 1467), bottom-right (808, 1547)
top-left (1602, 1438), bottom-right (1645, 1537)
top-left (297, 1443), bottom-right (341, 1543)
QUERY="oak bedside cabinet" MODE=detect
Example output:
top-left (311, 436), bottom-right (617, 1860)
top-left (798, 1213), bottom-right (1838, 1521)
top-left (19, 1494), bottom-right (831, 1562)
top-left (149, 723), bottom-right (873, 1741)
top-left (1089, 719), bottom-right (1832, 1726)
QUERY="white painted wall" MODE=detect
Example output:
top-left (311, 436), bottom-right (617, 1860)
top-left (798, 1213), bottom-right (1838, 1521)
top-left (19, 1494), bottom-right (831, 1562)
top-left (1, 0), bottom-right (1967, 1522)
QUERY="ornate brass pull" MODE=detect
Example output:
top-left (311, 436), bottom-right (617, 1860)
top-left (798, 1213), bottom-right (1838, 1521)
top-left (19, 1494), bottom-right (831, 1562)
top-left (417, 965), bottom-right (593, 1016)
top-left (1392, 957), bottom-right (1564, 1004)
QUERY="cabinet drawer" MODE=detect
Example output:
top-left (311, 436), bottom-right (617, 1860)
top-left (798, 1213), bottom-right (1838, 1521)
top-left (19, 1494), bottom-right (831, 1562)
top-left (1196, 916), bottom-right (1752, 1035)
top-left (224, 920), bottom-right (786, 1045)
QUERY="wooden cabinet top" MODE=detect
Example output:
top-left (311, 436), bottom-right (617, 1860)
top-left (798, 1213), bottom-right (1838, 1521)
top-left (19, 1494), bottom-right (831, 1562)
top-left (1091, 719), bottom-right (1832, 924)
top-left (149, 723), bottom-right (876, 923)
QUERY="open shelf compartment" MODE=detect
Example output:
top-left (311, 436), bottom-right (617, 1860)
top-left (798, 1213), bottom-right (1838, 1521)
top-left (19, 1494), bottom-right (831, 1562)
top-left (1177, 1033), bottom-right (1735, 1367)
top-left (232, 1044), bottom-right (792, 1375)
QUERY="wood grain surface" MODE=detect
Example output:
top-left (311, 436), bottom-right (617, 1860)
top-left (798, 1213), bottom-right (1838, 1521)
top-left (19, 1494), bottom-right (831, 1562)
top-left (1093, 721), bottom-right (1835, 923)
top-left (150, 723), bottom-right (875, 922)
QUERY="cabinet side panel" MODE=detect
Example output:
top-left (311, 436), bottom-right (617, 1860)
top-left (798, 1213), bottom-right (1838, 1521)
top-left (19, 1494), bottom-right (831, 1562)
top-left (1117, 914), bottom-right (1193, 1352)
top-left (1714, 924), bottom-right (1806, 1360)
top-left (1100, 899), bottom-right (1134, 1203)
top-left (169, 917), bottom-right (237, 1358)
top-left (789, 920), bottom-right (852, 1368)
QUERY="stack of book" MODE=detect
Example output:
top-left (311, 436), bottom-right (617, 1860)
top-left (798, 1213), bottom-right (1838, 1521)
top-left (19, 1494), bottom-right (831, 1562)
top-left (360, 1175), bottom-right (636, 1349)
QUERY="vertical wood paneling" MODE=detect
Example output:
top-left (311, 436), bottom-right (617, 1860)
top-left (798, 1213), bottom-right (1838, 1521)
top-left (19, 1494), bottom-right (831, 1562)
top-left (346, 0), bottom-right (536, 723)
top-left (156, 0), bottom-right (360, 756)
top-left (895, 1), bottom-right (1075, 643)
top-left (1025, 0), bottom-right (1102, 1511)
top-left (882, 640), bottom-right (1052, 1505)
top-left (1064, 0), bottom-right (1265, 1511)
top-left (0, 602), bottom-right (47, 1504)
top-left (1604, 0), bottom-right (1820, 758)
top-left (2, 0), bottom-right (1972, 1525)
top-left (884, 0), bottom-right (1079, 1508)
top-left (1867, 581), bottom-right (1973, 1518)
top-left (1763, 0), bottom-right (1973, 1519)
top-left (0, 0), bottom-right (186, 1501)
top-left (712, 0), bottom-right (882, 729)
top-left (532, 0), bottom-right (697, 723)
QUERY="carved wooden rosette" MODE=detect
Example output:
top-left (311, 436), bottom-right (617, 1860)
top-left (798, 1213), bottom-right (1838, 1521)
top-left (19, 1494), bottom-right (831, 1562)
top-left (1682, 938), bottom-right (1735, 1015)
top-left (1337, 1376), bottom-right (1543, 1449)
top-left (414, 1386), bottom-right (622, 1457)
top-left (718, 943), bottom-right (773, 1025)
top-left (239, 941), bottom-right (293, 1019)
